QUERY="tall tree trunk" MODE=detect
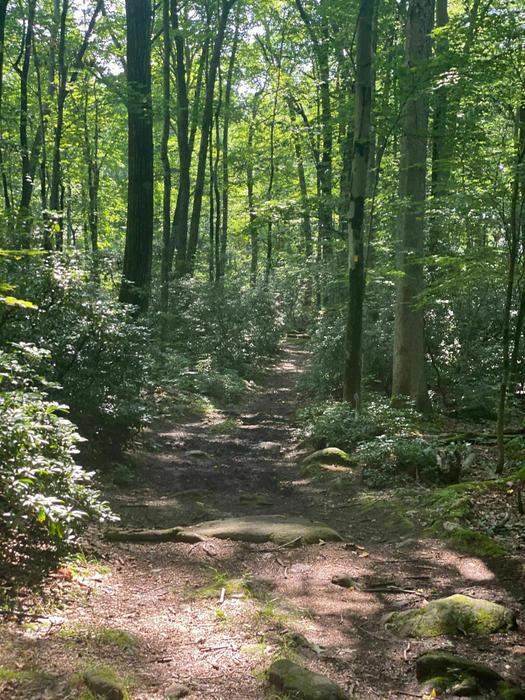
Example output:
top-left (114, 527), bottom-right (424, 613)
top-left (186, 0), bottom-right (235, 273)
top-left (0, 0), bottom-right (10, 211)
top-left (160, 0), bottom-right (172, 310)
top-left (496, 105), bottom-right (525, 474)
top-left (265, 47), bottom-right (283, 282)
top-left (218, 21), bottom-right (239, 280)
top-left (213, 74), bottom-right (221, 282)
top-left (429, 0), bottom-right (450, 253)
top-left (49, 0), bottom-right (68, 250)
top-left (317, 41), bottom-right (333, 260)
top-left (119, 0), bottom-right (153, 311)
top-left (287, 97), bottom-right (313, 261)
top-left (343, 0), bottom-right (375, 407)
top-left (247, 118), bottom-right (258, 286)
top-left (171, 0), bottom-right (191, 277)
top-left (287, 95), bottom-right (313, 304)
top-left (83, 78), bottom-right (100, 264)
top-left (16, 0), bottom-right (37, 246)
top-left (392, 0), bottom-right (434, 414)
top-left (209, 120), bottom-right (215, 282)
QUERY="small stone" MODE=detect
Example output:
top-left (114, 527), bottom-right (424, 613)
top-left (184, 450), bottom-right (209, 459)
top-left (166, 683), bottom-right (190, 699)
top-left (383, 594), bottom-right (517, 637)
top-left (267, 659), bottom-right (347, 699)
top-left (83, 671), bottom-right (125, 700)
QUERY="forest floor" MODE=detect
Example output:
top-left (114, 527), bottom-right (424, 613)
top-left (0, 341), bottom-right (524, 699)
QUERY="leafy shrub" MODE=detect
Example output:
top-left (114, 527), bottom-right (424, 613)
top-left (0, 255), bottom-right (151, 451)
top-left (0, 345), bottom-right (114, 576)
top-left (300, 309), bottom-right (344, 397)
top-left (298, 401), bottom-right (381, 450)
top-left (298, 397), bottom-right (422, 452)
top-left (180, 362), bottom-right (247, 404)
top-left (164, 277), bottom-right (285, 376)
top-left (357, 436), bottom-right (439, 488)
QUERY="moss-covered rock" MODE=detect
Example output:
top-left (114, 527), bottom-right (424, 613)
top-left (166, 683), bottom-right (190, 699)
top-left (267, 659), bottom-right (347, 699)
top-left (331, 575), bottom-right (356, 589)
top-left (302, 447), bottom-right (354, 468)
top-left (450, 526), bottom-right (507, 557)
top-left (383, 594), bottom-right (517, 637)
top-left (416, 651), bottom-right (525, 698)
top-left (83, 670), bottom-right (126, 700)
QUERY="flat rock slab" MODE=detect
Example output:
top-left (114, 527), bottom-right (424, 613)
top-left (268, 659), bottom-right (347, 699)
top-left (181, 515), bottom-right (343, 545)
top-left (416, 651), bottom-right (525, 698)
top-left (106, 515), bottom-right (342, 546)
top-left (384, 594), bottom-right (517, 638)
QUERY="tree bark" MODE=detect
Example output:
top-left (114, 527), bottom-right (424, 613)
top-left (49, 0), bottom-right (69, 250)
top-left (294, 0), bottom-right (333, 260)
top-left (247, 116), bottom-right (258, 286)
top-left (16, 0), bottom-right (37, 246)
top-left (171, 0), bottom-right (191, 277)
top-left (429, 0), bottom-right (450, 253)
top-left (343, 0), bottom-right (375, 407)
top-left (392, 0), bottom-right (434, 414)
top-left (119, 0), bottom-right (153, 311)
top-left (160, 0), bottom-right (172, 310)
top-left (186, 0), bottom-right (236, 273)
top-left (0, 0), bottom-right (10, 211)
top-left (218, 20), bottom-right (239, 280)
top-left (496, 105), bottom-right (525, 474)
top-left (83, 78), bottom-right (100, 262)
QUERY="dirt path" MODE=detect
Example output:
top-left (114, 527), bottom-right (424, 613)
top-left (1, 343), bottom-right (523, 699)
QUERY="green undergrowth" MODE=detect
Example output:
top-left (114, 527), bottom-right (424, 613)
top-left (356, 492), bottom-right (417, 534)
top-left (60, 624), bottom-right (139, 649)
top-left (0, 667), bottom-right (50, 683)
top-left (421, 468), bottom-right (525, 556)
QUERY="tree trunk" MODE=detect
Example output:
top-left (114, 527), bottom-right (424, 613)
top-left (247, 118), bottom-right (258, 286)
top-left (496, 105), bottom-right (525, 474)
top-left (49, 0), bottom-right (69, 250)
top-left (218, 21), bottom-right (239, 280)
top-left (0, 0), bottom-right (10, 211)
top-left (83, 78), bottom-right (100, 267)
top-left (318, 41), bottom-right (333, 260)
top-left (343, 0), bottom-right (375, 407)
top-left (16, 0), bottom-right (37, 246)
top-left (429, 0), bottom-right (450, 254)
top-left (186, 0), bottom-right (236, 273)
top-left (160, 0), bottom-right (172, 310)
top-left (171, 0), bottom-right (191, 277)
top-left (119, 0), bottom-right (153, 311)
top-left (392, 0), bottom-right (434, 414)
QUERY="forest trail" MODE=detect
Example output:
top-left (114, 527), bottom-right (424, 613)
top-left (1, 342), bottom-right (523, 699)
